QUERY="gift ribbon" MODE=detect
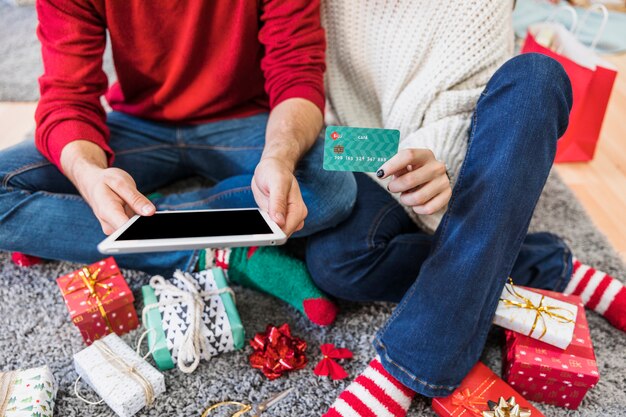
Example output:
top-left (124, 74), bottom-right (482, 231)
top-left (62, 265), bottom-right (116, 333)
top-left (142, 270), bottom-right (236, 374)
top-left (314, 343), bottom-right (353, 380)
top-left (74, 339), bottom-right (155, 407)
top-left (447, 376), bottom-right (497, 416)
top-left (451, 388), bottom-right (488, 416)
top-left (249, 324), bottom-right (307, 380)
top-left (0, 371), bottom-right (16, 415)
top-left (501, 279), bottom-right (574, 340)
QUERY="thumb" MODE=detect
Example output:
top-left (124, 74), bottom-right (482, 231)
top-left (268, 179), bottom-right (289, 226)
top-left (112, 179), bottom-right (155, 216)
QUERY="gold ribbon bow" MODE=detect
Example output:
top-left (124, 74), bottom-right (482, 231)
top-left (482, 397), bottom-right (531, 417)
top-left (452, 388), bottom-right (487, 416)
top-left (64, 266), bottom-right (115, 332)
top-left (500, 279), bottom-right (574, 340)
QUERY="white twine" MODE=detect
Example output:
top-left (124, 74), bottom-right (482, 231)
top-left (141, 270), bottom-right (235, 374)
top-left (0, 371), bottom-right (17, 414)
top-left (74, 339), bottom-right (155, 406)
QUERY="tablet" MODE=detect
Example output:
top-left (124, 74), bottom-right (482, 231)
top-left (97, 208), bottom-right (287, 254)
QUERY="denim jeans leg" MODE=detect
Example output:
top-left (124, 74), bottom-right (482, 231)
top-left (307, 173), bottom-right (432, 302)
top-left (307, 176), bottom-right (575, 304)
top-left (374, 53), bottom-right (573, 397)
top-left (511, 232), bottom-right (574, 292)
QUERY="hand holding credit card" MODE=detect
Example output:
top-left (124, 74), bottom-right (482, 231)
top-left (323, 126), bottom-right (399, 172)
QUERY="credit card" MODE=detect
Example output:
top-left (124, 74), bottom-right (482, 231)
top-left (323, 126), bottom-right (400, 172)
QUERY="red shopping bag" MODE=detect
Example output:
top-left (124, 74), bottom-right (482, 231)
top-left (521, 22), bottom-right (617, 162)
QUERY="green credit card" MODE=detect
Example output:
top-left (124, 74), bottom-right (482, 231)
top-left (323, 126), bottom-right (400, 172)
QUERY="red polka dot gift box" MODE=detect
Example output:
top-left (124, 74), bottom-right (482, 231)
top-left (56, 257), bottom-right (139, 345)
top-left (502, 288), bottom-right (599, 410)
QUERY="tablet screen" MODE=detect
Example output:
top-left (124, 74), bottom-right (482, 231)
top-left (116, 209), bottom-right (273, 241)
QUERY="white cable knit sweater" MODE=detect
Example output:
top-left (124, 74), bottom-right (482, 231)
top-left (322, 0), bottom-right (515, 232)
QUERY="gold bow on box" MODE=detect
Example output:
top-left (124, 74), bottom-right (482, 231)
top-left (61, 265), bottom-right (116, 332)
top-left (482, 397), bottom-right (531, 417)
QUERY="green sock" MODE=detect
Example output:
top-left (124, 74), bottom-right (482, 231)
top-left (206, 246), bottom-right (338, 326)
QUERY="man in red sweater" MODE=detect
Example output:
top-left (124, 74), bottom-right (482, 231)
top-left (0, 1), bottom-right (356, 277)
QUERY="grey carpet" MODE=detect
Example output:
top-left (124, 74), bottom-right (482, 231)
top-left (0, 3), bottom-right (114, 102)
top-left (0, 171), bottom-right (625, 417)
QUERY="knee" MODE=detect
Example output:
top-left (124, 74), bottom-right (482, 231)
top-left (499, 54), bottom-right (572, 102)
top-left (494, 53), bottom-right (573, 137)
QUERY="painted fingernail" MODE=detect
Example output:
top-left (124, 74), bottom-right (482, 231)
top-left (376, 169), bottom-right (384, 178)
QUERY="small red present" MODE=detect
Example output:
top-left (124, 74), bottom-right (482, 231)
top-left (503, 288), bottom-right (599, 410)
top-left (11, 252), bottom-right (42, 267)
top-left (432, 362), bottom-right (543, 417)
top-left (56, 257), bottom-right (138, 345)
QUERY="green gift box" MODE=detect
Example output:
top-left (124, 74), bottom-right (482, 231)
top-left (142, 267), bottom-right (244, 372)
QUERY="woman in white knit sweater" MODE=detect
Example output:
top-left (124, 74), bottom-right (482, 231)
top-left (307, 1), bottom-right (626, 416)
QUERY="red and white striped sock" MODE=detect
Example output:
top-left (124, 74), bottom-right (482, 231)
top-left (564, 258), bottom-right (626, 332)
top-left (323, 356), bottom-right (415, 417)
top-left (213, 248), bottom-right (233, 270)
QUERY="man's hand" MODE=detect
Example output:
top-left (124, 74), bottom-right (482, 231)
top-left (253, 98), bottom-right (323, 237)
top-left (60, 140), bottom-right (155, 235)
top-left (378, 149), bottom-right (452, 215)
top-left (252, 157), bottom-right (307, 236)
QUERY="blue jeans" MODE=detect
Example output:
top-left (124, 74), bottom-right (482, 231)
top-left (0, 112), bottom-right (356, 276)
top-left (306, 54), bottom-right (573, 397)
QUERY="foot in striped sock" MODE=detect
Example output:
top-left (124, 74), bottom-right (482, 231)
top-left (324, 356), bottom-right (415, 417)
top-left (198, 246), bottom-right (338, 326)
top-left (564, 258), bottom-right (626, 332)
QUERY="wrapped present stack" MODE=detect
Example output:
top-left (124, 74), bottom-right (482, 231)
top-left (57, 257), bottom-right (139, 345)
top-left (141, 268), bottom-right (244, 372)
top-left (74, 333), bottom-right (166, 417)
top-left (494, 282), bottom-right (600, 410)
top-left (502, 289), bottom-right (600, 410)
top-left (432, 362), bottom-right (543, 417)
top-left (0, 366), bottom-right (57, 417)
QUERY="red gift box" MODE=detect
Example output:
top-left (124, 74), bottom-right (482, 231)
top-left (503, 288), bottom-right (599, 410)
top-left (433, 362), bottom-right (543, 417)
top-left (56, 257), bottom-right (138, 345)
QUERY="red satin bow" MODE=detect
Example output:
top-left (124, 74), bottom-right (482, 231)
top-left (314, 343), bottom-right (353, 380)
top-left (451, 388), bottom-right (487, 416)
top-left (249, 323), bottom-right (307, 380)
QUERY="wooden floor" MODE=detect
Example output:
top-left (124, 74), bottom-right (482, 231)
top-left (1, 54), bottom-right (625, 261)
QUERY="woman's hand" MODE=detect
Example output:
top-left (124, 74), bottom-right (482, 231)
top-left (377, 149), bottom-right (452, 215)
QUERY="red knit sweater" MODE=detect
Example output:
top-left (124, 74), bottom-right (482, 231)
top-left (35, 0), bottom-right (326, 170)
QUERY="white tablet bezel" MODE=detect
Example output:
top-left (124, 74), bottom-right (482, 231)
top-left (97, 208), bottom-right (287, 254)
